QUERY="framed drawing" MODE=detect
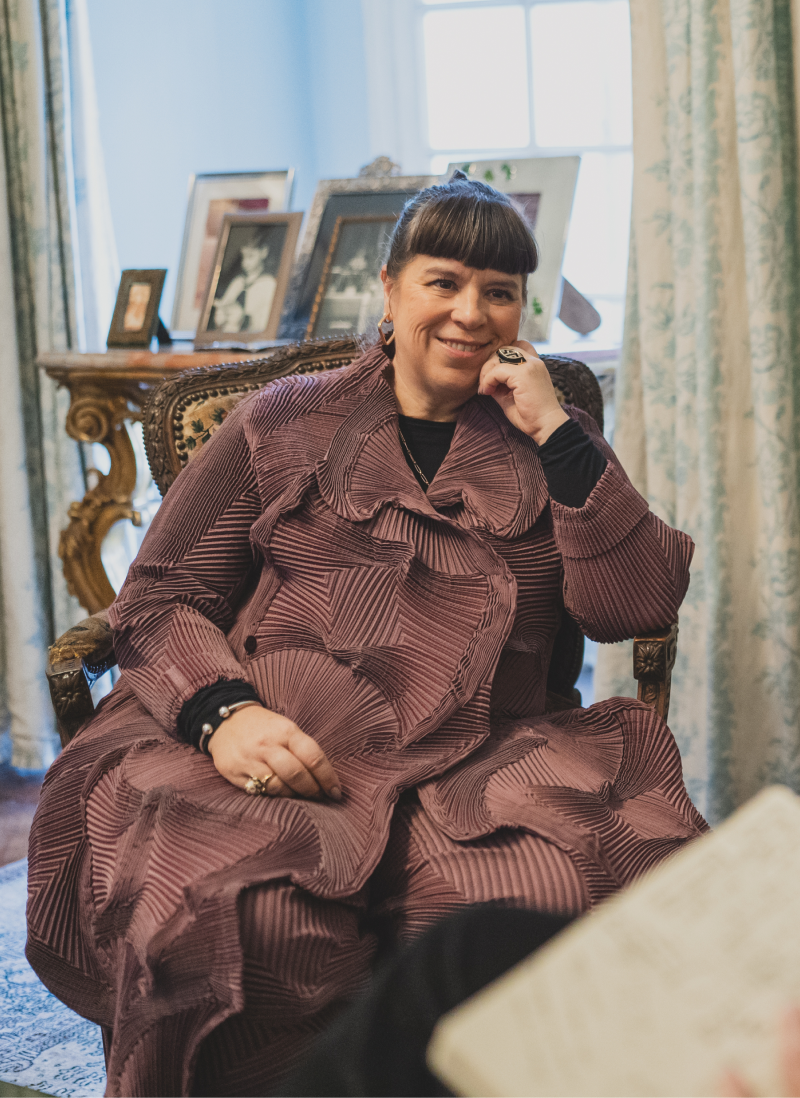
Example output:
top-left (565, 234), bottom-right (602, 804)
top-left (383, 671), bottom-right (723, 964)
top-left (194, 212), bottom-right (302, 347)
top-left (306, 214), bottom-right (397, 339)
top-left (447, 157), bottom-right (580, 342)
top-left (106, 269), bottom-right (166, 347)
top-left (279, 159), bottom-right (437, 340)
top-left (171, 169), bottom-right (294, 338)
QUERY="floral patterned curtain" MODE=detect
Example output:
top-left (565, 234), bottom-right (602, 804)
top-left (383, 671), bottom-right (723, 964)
top-left (595, 0), bottom-right (800, 822)
top-left (0, 0), bottom-right (117, 770)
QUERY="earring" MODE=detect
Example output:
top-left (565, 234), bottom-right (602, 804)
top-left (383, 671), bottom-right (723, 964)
top-left (379, 313), bottom-right (395, 347)
top-left (378, 313), bottom-right (396, 359)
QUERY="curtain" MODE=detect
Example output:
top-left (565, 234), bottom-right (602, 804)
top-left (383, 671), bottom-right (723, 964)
top-left (0, 0), bottom-right (117, 770)
top-left (595, 0), bottom-right (800, 822)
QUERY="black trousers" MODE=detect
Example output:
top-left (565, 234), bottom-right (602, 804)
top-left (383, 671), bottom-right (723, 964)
top-left (275, 905), bottom-right (571, 1097)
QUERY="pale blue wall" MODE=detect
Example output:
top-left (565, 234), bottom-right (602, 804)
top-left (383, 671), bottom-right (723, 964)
top-left (86, 0), bottom-right (372, 322)
top-left (300, 0), bottom-right (373, 180)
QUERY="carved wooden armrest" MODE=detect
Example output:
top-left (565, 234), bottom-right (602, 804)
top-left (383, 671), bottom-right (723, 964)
top-left (46, 611), bottom-right (116, 747)
top-left (633, 622), bottom-right (678, 721)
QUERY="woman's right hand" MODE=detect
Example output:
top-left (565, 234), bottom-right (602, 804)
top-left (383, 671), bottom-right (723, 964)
top-left (208, 705), bottom-right (342, 801)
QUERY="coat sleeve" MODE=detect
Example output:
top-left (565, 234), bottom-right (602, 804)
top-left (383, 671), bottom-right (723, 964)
top-left (108, 398), bottom-right (265, 730)
top-left (551, 408), bottom-right (694, 643)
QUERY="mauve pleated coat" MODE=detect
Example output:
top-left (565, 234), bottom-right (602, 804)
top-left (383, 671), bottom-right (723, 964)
top-left (26, 347), bottom-right (707, 1096)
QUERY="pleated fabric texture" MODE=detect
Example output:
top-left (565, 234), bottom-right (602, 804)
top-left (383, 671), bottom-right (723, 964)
top-left (26, 346), bottom-right (707, 1096)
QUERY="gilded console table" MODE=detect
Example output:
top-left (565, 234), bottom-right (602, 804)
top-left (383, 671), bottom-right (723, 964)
top-left (39, 349), bottom-right (254, 615)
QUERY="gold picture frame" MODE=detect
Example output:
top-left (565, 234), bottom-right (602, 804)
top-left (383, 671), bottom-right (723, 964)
top-left (170, 169), bottom-right (294, 338)
top-left (106, 269), bottom-right (166, 348)
top-left (278, 158), bottom-right (437, 339)
top-left (305, 213), bottom-right (397, 339)
top-left (194, 212), bottom-right (303, 348)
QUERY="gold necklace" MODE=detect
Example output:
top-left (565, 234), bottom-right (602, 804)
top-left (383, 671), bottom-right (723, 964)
top-left (397, 427), bottom-right (430, 488)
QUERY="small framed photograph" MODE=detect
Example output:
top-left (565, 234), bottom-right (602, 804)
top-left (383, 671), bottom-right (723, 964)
top-left (106, 269), bottom-right (166, 347)
top-left (194, 212), bottom-right (302, 347)
top-left (446, 157), bottom-right (580, 342)
top-left (171, 170), bottom-right (294, 337)
top-left (279, 160), bottom-right (438, 339)
top-left (305, 214), bottom-right (397, 339)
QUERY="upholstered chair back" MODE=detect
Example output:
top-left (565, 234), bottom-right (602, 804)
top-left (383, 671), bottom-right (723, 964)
top-left (142, 337), bottom-right (603, 497)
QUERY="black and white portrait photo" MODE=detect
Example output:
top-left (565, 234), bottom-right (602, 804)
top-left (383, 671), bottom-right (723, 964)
top-left (195, 211), bottom-right (301, 346)
top-left (308, 214), bottom-right (396, 338)
top-left (207, 222), bottom-right (287, 334)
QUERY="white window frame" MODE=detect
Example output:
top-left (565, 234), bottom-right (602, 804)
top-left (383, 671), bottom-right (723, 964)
top-left (361, 0), bottom-right (632, 359)
top-left (361, 0), bottom-right (632, 174)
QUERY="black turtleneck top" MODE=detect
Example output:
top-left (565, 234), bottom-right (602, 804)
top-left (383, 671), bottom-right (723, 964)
top-left (397, 414), bottom-right (606, 506)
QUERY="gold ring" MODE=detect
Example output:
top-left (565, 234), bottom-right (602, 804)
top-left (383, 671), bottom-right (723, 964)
top-left (244, 771), bottom-right (275, 797)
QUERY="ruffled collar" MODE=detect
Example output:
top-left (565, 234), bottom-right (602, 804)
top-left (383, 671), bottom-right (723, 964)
top-left (314, 349), bottom-right (549, 538)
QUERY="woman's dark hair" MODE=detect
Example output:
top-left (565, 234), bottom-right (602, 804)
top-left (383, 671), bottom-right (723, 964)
top-left (385, 170), bottom-right (538, 280)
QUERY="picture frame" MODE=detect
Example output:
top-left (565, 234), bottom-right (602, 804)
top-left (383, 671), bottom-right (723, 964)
top-left (305, 213), bottom-right (398, 339)
top-left (446, 157), bottom-right (580, 342)
top-left (106, 269), bottom-right (166, 347)
top-left (279, 160), bottom-right (437, 340)
top-left (171, 169), bottom-right (294, 338)
top-left (194, 212), bottom-right (303, 348)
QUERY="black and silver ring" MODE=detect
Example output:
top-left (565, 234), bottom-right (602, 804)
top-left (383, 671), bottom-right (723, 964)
top-left (497, 347), bottom-right (526, 365)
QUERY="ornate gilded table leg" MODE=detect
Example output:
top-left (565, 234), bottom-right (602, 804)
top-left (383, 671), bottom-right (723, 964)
top-left (41, 349), bottom-right (258, 616)
top-left (59, 389), bottom-right (141, 614)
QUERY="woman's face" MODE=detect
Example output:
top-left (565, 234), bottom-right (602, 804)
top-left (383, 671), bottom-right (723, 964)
top-left (381, 255), bottom-right (525, 402)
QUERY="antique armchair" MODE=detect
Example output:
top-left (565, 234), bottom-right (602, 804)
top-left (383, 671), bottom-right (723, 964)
top-left (46, 337), bottom-right (679, 746)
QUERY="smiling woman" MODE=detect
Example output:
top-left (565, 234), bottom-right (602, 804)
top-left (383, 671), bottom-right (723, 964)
top-left (26, 172), bottom-right (705, 1097)
top-left (379, 173), bottom-right (549, 426)
top-left (382, 254), bottom-right (569, 445)
top-left (382, 257), bottom-right (523, 411)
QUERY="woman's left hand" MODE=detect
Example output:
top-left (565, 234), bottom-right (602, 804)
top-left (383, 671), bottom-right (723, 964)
top-left (479, 340), bottom-right (569, 446)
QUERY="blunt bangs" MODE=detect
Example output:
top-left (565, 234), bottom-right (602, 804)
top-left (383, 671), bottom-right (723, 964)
top-left (386, 176), bottom-right (538, 279)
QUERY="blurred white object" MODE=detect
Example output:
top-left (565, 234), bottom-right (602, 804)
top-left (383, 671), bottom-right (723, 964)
top-left (430, 785), bottom-right (800, 1097)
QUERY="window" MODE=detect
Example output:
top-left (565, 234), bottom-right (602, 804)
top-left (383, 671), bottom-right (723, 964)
top-left (365, 0), bottom-right (633, 351)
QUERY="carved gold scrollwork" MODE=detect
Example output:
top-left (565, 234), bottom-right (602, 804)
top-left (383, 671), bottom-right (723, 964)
top-left (59, 388), bottom-right (141, 614)
top-left (66, 396), bottom-right (112, 443)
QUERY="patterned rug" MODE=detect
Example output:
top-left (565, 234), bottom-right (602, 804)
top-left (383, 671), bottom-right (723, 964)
top-left (0, 860), bottom-right (105, 1097)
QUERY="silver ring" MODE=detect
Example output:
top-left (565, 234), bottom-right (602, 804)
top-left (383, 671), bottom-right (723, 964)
top-left (497, 347), bottom-right (526, 365)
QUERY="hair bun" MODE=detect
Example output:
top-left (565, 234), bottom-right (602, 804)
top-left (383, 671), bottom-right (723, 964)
top-left (448, 168), bottom-right (470, 182)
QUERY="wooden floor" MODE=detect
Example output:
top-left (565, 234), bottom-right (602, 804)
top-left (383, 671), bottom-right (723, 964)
top-left (0, 764), bottom-right (43, 867)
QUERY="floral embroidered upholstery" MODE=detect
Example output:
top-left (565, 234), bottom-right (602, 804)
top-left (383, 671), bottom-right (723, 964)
top-left (143, 339), bottom-right (365, 497)
top-left (181, 396), bottom-right (245, 455)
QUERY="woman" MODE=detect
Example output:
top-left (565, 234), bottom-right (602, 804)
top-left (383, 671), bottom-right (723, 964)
top-left (27, 174), bottom-right (706, 1097)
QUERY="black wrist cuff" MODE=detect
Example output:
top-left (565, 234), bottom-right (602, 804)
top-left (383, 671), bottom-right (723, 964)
top-left (177, 679), bottom-right (262, 750)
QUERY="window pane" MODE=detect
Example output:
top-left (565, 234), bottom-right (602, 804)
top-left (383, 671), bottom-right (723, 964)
top-left (424, 6), bottom-right (530, 150)
top-left (560, 150), bottom-right (632, 298)
top-left (531, 1), bottom-right (632, 147)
